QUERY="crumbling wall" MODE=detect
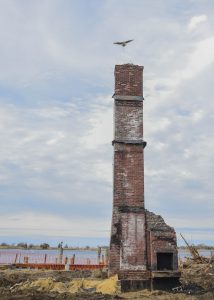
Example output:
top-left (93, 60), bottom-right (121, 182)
top-left (120, 210), bottom-right (146, 270)
top-left (109, 207), bottom-right (147, 275)
top-left (109, 64), bottom-right (179, 282)
top-left (146, 210), bottom-right (178, 271)
top-left (109, 64), bottom-right (146, 276)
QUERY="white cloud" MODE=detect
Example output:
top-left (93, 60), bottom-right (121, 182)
top-left (0, 212), bottom-right (110, 238)
top-left (46, 132), bottom-right (65, 145)
top-left (181, 36), bottom-right (214, 80)
top-left (147, 35), bottom-right (214, 99)
top-left (188, 15), bottom-right (207, 32)
top-left (191, 109), bottom-right (206, 123)
top-left (80, 97), bottom-right (113, 149)
top-left (0, 1), bottom-right (213, 244)
top-left (167, 214), bottom-right (214, 233)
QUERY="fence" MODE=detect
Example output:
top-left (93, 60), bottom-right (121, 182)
top-left (0, 250), bottom-right (107, 266)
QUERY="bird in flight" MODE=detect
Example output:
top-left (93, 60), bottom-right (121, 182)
top-left (113, 39), bottom-right (134, 47)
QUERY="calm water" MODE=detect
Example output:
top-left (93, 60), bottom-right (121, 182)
top-left (0, 248), bottom-right (106, 264)
top-left (178, 249), bottom-right (213, 260)
top-left (0, 248), bottom-right (102, 257)
top-left (0, 248), bottom-right (213, 264)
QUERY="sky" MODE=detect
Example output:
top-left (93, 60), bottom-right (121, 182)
top-left (0, 0), bottom-right (213, 247)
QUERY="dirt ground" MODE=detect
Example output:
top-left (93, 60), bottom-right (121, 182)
top-left (0, 263), bottom-right (213, 300)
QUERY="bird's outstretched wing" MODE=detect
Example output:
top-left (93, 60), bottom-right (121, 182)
top-left (113, 42), bottom-right (124, 45)
top-left (113, 39), bottom-right (134, 47)
top-left (124, 39), bottom-right (134, 44)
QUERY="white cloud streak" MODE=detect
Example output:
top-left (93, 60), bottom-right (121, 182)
top-left (188, 15), bottom-right (208, 31)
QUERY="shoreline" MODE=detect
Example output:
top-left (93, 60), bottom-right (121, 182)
top-left (0, 246), bottom-right (101, 251)
top-left (0, 246), bottom-right (214, 250)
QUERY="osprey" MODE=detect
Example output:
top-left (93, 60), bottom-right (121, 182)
top-left (113, 39), bottom-right (134, 47)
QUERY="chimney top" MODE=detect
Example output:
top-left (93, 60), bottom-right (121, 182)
top-left (114, 64), bottom-right (144, 97)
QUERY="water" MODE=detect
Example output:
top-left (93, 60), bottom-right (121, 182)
top-left (0, 248), bottom-right (213, 265)
top-left (0, 248), bottom-right (106, 265)
top-left (178, 249), bottom-right (213, 260)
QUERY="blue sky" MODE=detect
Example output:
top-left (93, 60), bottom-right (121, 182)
top-left (0, 0), bottom-right (214, 247)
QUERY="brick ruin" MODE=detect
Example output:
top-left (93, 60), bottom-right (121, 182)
top-left (109, 64), bottom-right (180, 291)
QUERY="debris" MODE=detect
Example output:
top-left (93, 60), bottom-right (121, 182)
top-left (172, 283), bottom-right (205, 295)
top-left (0, 266), bottom-right (214, 299)
top-left (9, 275), bottom-right (119, 295)
top-left (96, 275), bottom-right (119, 294)
top-left (180, 234), bottom-right (209, 264)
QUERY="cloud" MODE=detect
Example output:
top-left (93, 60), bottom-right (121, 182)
top-left (188, 15), bottom-right (207, 31)
top-left (0, 212), bottom-right (110, 238)
top-left (0, 0), bottom-right (213, 245)
top-left (181, 36), bottom-right (214, 80)
top-left (80, 95), bottom-right (113, 149)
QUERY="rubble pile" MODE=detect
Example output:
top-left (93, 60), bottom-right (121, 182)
top-left (9, 275), bottom-right (119, 295)
top-left (180, 262), bottom-right (214, 292)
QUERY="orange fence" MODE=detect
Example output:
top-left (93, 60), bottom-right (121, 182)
top-left (13, 263), bottom-right (106, 270)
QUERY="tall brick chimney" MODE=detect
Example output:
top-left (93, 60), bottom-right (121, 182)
top-left (108, 64), bottom-right (180, 290)
top-left (109, 64), bottom-right (147, 275)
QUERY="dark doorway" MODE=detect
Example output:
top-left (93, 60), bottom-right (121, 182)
top-left (157, 252), bottom-right (173, 270)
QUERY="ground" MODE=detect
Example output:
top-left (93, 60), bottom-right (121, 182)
top-left (0, 263), bottom-right (213, 300)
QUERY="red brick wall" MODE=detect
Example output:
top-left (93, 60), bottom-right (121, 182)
top-left (120, 212), bottom-right (146, 269)
top-left (113, 143), bottom-right (144, 207)
top-left (109, 64), bottom-right (145, 276)
top-left (109, 64), bottom-right (179, 278)
top-left (114, 100), bottom-right (143, 142)
top-left (114, 64), bottom-right (143, 96)
top-left (146, 230), bottom-right (178, 271)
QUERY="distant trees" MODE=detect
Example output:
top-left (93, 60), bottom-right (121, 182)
top-left (179, 244), bottom-right (214, 250)
top-left (0, 242), bottom-right (9, 247)
top-left (17, 242), bottom-right (28, 249)
top-left (40, 243), bottom-right (50, 249)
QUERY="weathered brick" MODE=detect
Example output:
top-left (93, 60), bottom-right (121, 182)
top-left (109, 64), bottom-right (179, 282)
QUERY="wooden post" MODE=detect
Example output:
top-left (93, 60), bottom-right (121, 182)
top-left (14, 253), bottom-right (18, 264)
top-left (44, 254), bottom-right (47, 264)
top-left (97, 247), bottom-right (101, 264)
top-left (24, 256), bottom-right (28, 264)
top-left (70, 254), bottom-right (75, 265)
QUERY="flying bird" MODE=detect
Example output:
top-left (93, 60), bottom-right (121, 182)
top-left (113, 39), bottom-right (134, 47)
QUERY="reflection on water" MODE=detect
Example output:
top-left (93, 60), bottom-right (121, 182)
top-left (0, 248), bottom-right (213, 264)
top-left (0, 248), bottom-right (107, 265)
top-left (178, 249), bottom-right (213, 260)
top-left (0, 248), bottom-right (213, 258)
